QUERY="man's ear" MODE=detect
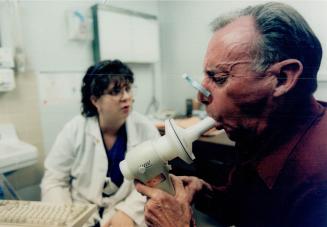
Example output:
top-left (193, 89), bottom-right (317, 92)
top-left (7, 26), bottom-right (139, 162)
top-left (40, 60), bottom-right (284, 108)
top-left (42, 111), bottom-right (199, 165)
top-left (270, 59), bottom-right (303, 97)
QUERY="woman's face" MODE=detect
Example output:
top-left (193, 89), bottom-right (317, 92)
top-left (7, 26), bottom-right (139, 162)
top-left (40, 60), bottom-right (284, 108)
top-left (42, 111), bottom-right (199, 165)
top-left (92, 81), bottom-right (134, 124)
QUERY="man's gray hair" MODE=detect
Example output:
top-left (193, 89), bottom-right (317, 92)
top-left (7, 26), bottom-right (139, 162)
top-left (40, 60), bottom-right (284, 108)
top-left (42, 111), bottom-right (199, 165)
top-left (211, 2), bottom-right (322, 94)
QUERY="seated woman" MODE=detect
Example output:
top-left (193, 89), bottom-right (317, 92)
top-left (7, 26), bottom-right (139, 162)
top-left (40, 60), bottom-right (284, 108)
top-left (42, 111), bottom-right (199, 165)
top-left (41, 60), bottom-right (159, 227)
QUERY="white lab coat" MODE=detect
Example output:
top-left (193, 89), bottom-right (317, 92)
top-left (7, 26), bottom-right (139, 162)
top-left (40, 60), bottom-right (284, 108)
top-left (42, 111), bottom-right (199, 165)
top-left (41, 112), bottom-right (160, 226)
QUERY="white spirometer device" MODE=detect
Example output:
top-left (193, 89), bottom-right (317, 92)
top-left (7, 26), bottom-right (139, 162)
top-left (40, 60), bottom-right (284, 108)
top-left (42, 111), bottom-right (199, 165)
top-left (119, 117), bottom-right (216, 195)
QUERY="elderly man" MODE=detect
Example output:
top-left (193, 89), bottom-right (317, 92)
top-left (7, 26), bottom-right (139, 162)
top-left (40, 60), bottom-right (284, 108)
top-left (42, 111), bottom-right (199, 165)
top-left (135, 2), bottom-right (327, 227)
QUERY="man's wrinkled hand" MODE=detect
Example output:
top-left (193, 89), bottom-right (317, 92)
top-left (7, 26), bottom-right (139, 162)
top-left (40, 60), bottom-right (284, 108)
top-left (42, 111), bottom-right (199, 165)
top-left (135, 174), bottom-right (199, 227)
top-left (179, 175), bottom-right (212, 204)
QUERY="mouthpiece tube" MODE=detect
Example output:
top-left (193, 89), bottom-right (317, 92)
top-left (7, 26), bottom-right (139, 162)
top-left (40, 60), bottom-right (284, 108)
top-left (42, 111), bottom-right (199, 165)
top-left (184, 117), bottom-right (216, 142)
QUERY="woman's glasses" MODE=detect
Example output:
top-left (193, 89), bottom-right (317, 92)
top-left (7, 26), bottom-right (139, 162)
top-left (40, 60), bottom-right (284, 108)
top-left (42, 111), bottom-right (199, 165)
top-left (103, 84), bottom-right (136, 99)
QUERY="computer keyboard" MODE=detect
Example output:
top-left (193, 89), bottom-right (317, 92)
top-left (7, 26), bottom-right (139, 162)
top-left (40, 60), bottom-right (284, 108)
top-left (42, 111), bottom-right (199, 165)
top-left (0, 200), bottom-right (97, 227)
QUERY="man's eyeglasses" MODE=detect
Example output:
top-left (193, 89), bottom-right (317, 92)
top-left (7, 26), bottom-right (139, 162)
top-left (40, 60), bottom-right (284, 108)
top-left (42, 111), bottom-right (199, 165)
top-left (205, 60), bottom-right (255, 85)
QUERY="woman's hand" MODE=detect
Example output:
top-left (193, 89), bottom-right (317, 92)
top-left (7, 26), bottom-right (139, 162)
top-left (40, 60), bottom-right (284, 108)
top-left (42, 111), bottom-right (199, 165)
top-left (135, 175), bottom-right (211, 227)
top-left (102, 210), bottom-right (134, 227)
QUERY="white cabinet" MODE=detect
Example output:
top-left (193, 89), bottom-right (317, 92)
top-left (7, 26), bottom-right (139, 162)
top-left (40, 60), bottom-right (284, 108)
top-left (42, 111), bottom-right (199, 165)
top-left (93, 5), bottom-right (160, 63)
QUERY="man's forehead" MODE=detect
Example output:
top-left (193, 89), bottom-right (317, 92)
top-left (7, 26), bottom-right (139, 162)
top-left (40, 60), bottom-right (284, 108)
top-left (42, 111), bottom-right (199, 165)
top-left (204, 16), bottom-right (257, 69)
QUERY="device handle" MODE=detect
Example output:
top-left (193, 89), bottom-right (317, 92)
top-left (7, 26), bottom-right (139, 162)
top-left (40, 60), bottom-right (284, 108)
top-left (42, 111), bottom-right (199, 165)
top-left (143, 164), bottom-right (175, 195)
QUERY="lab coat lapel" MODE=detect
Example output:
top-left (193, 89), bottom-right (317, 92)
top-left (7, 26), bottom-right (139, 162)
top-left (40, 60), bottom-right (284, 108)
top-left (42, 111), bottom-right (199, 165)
top-left (86, 116), bottom-right (107, 159)
top-left (87, 117), bottom-right (102, 143)
top-left (126, 112), bottom-right (142, 149)
top-left (85, 116), bottom-right (108, 204)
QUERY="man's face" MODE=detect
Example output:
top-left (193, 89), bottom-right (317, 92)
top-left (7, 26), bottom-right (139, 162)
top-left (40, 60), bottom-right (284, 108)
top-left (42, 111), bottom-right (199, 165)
top-left (200, 16), bottom-right (277, 142)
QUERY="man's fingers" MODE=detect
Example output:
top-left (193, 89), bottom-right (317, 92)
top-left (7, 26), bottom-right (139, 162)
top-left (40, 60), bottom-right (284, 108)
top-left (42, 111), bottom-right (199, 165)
top-left (202, 180), bottom-right (213, 191)
top-left (135, 181), bottom-right (155, 198)
top-left (178, 175), bottom-right (193, 184)
top-left (170, 175), bottom-right (186, 196)
top-left (135, 180), bottom-right (170, 199)
top-left (179, 175), bottom-right (213, 191)
top-left (144, 200), bottom-right (163, 227)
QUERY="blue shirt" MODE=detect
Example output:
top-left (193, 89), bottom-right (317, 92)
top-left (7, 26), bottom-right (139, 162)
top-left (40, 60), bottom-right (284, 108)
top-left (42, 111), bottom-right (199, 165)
top-left (105, 125), bottom-right (127, 188)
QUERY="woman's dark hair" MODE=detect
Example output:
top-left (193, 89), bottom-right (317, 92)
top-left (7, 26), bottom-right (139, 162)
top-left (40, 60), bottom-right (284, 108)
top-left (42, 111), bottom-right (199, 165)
top-left (81, 59), bottom-right (134, 117)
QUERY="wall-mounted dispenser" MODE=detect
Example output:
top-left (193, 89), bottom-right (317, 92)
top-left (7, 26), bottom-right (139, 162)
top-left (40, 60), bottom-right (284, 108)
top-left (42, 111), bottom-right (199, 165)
top-left (66, 10), bottom-right (93, 41)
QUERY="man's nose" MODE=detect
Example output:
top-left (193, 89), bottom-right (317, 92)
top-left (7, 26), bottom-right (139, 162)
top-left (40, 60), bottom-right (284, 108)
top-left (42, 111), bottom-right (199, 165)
top-left (197, 80), bottom-right (212, 105)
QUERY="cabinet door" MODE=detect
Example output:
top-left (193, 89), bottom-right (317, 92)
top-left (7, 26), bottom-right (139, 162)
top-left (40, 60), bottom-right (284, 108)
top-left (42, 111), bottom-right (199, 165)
top-left (131, 16), bottom-right (159, 63)
top-left (95, 6), bottom-right (159, 63)
top-left (97, 10), bottom-right (132, 62)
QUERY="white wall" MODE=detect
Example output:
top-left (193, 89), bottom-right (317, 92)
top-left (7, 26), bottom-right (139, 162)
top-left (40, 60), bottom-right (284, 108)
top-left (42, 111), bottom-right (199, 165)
top-left (158, 0), bottom-right (327, 114)
top-left (17, 0), bottom-right (160, 152)
top-left (21, 0), bottom-right (159, 71)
